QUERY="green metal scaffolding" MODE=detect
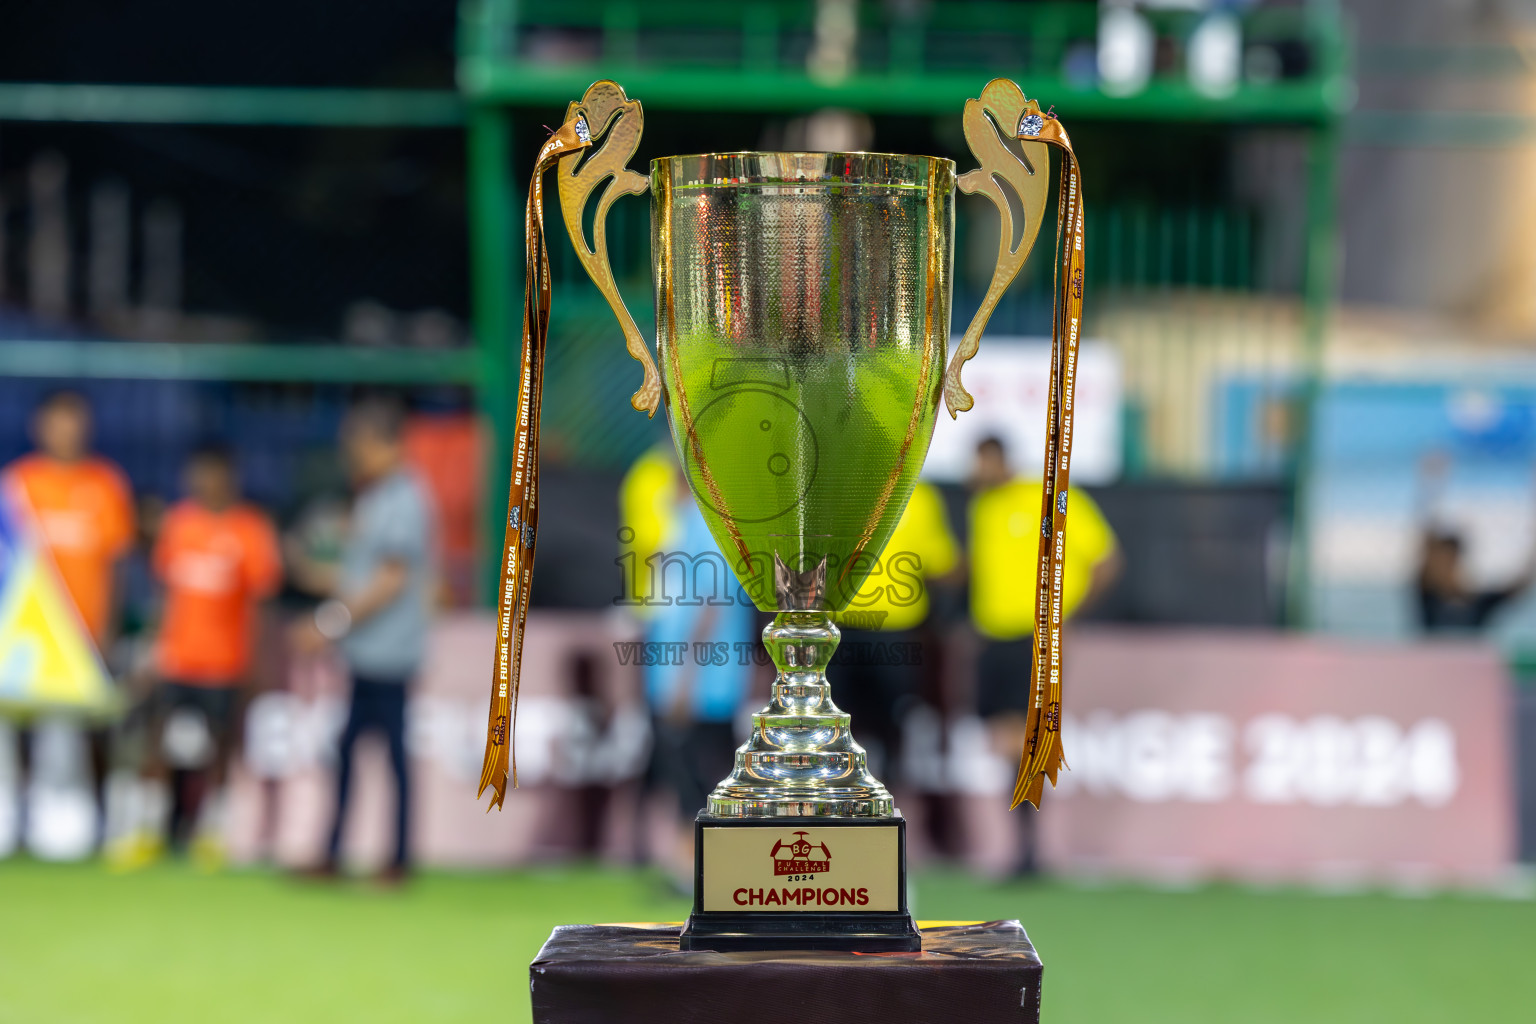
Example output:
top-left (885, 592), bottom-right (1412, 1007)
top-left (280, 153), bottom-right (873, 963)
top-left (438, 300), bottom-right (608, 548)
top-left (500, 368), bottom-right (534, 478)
top-left (458, 0), bottom-right (1350, 619)
top-left (0, 0), bottom-right (1351, 619)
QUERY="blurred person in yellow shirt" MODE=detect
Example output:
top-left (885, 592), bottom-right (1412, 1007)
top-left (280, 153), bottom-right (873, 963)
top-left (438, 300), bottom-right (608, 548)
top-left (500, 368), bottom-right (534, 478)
top-left (968, 436), bottom-right (1121, 818)
top-left (835, 481), bottom-right (961, 788)
top-left (617, 443), bottom-right (679, 613)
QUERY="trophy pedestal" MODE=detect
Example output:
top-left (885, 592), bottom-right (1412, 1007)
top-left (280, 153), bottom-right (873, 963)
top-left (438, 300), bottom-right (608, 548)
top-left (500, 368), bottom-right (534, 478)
top-left (679, 814), bottom-right (921, 952)
top-left (530, 921), bottom-right (1043, 1024)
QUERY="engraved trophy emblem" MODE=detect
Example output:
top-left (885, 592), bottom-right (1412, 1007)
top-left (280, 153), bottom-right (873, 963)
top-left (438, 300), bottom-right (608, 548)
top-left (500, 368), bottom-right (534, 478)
top-left (555, 78), bottom-right (1054, 951)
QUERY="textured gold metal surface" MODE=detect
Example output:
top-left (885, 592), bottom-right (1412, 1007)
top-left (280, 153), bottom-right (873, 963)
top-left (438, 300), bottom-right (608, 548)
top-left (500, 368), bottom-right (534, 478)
top-left (943, 79), bottom-right (1050, 417)
top-left (556, 80), bottom-right (661, 415)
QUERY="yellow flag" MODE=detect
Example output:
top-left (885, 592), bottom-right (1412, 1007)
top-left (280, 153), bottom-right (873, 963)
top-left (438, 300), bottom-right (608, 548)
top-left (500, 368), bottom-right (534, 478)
top-left (0, 486), bottom-right (117, 719)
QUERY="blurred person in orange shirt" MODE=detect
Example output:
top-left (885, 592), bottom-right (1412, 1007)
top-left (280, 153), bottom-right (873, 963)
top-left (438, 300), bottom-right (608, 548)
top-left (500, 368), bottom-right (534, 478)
top-left (108, 445), bottom-right (281, 871)
top-left (2, 391), bottom-right (135, 859)
top-left (3, 390), bottom-right (135, 647)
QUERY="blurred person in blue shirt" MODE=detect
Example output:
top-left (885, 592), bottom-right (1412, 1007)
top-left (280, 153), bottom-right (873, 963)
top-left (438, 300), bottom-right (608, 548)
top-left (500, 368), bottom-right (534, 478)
top-left (290, 397), bottom-right (436, 884)
top-left (624, 450), bottom-right (754, 887)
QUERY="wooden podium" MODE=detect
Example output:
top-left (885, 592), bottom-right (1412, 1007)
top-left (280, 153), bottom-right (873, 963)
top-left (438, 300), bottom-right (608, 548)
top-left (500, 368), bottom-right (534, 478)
top-left (530, 921), bottom-right (1044, 1024)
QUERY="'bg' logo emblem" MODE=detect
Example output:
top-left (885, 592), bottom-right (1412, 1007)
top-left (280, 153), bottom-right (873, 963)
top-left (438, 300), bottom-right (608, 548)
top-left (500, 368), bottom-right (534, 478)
top-left (770, 831), bottom-right (831, 876)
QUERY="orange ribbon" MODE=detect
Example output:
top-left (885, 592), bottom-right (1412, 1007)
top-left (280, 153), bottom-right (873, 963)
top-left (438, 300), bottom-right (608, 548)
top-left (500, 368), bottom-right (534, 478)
top-left (478, 115), bottom-right (593, 810)
top-left (1016, 111), bottom-right (1086, 811)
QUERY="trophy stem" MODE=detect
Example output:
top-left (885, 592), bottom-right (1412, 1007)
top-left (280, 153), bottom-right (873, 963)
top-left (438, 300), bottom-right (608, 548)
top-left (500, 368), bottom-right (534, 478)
top-left (706, 611), bottom-right (895, 819)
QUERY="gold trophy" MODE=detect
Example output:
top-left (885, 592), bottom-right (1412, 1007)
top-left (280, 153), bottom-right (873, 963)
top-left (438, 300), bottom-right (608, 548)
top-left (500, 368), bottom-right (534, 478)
top-left (545, 78), bottom-right (1073, 952)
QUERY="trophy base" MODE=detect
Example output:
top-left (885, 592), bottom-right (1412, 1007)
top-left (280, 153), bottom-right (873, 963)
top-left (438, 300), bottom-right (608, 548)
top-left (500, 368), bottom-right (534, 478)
top-left (679, 814), bottom-right (920, 953)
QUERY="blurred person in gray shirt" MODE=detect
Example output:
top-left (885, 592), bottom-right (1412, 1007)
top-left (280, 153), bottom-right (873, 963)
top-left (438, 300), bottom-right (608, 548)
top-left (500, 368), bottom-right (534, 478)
top-left (292, 397), bottom-right (435, 883)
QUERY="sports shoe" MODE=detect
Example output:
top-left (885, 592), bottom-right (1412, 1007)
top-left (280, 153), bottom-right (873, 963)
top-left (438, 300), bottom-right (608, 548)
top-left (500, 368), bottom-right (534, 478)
top-left (104, 831), bottom-right (164, 873)
top-left (190, 834), bottom-right (227, 873)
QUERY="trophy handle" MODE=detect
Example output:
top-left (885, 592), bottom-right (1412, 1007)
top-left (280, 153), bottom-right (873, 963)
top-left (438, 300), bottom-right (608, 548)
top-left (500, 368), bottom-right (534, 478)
top-left (556, 80), bottom-right (661, 416)
top-left (944, 79), bottom-right (1051, 418)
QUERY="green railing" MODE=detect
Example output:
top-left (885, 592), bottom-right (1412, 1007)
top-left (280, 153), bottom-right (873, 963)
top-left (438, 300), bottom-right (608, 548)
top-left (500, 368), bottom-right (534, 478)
top-left (459, 0), bottom-right (1350, 615)
top-left (460, 0), bottom-right (1348, 121)
top-left (0, 84), bottom-right (463, 126)
top-left (0, 0), bottom-right (1351, 616)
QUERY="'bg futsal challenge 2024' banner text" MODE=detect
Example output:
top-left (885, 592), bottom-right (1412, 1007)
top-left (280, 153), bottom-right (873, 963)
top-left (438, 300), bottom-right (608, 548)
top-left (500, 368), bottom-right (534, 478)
top-left (1037, 629), bottom-right (1512, 886)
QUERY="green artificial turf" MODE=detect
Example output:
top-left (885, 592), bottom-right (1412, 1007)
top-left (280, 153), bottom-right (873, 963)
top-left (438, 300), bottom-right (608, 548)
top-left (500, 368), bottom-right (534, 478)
top-left (0, 860), bottom-right (1530, 1023)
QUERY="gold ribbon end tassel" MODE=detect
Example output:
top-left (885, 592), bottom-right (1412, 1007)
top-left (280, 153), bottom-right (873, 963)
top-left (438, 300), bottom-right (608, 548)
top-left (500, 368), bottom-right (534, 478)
top-left (1009, 735), bottom-right (1065, 811)
top-left (477, 779), bottom-right (506, 813)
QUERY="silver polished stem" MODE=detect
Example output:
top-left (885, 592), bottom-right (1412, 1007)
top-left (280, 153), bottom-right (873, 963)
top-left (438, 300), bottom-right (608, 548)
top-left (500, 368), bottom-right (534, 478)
top-left (707, 611), bottom-right (894, 818)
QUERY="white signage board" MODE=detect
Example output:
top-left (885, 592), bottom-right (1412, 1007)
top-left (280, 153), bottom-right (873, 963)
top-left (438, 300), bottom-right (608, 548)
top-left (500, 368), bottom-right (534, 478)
top-left (922, 337), bottom-right (1122, 485)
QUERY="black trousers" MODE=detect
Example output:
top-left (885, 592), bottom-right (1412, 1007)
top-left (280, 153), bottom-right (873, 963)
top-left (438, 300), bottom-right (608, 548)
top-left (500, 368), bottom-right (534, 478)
top-left (327, 674), bottom-right (411, 869)
top-left (648, 719), bottom-right (738, 817)
top-left (976, 637), bottom-right (1035, 720)
top-left (833, 628), bottom-right (925, 785)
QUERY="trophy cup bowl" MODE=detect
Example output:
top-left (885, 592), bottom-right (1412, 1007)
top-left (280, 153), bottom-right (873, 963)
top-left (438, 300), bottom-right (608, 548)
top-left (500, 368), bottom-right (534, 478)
top-left (654, 149), bottom-right (954, 821)
top-left (557, 79), bottom-right (1048, 951)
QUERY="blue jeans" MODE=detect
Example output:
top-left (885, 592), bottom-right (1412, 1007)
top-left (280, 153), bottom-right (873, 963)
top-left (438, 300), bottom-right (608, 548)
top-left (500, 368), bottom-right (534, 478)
top-left (327, 674), bottom-right (411, 869)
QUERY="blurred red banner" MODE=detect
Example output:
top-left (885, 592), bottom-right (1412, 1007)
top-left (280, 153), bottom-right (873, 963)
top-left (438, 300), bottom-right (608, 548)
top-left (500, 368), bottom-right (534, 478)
top-left (1040, 629), bottom-right (1515, 887)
